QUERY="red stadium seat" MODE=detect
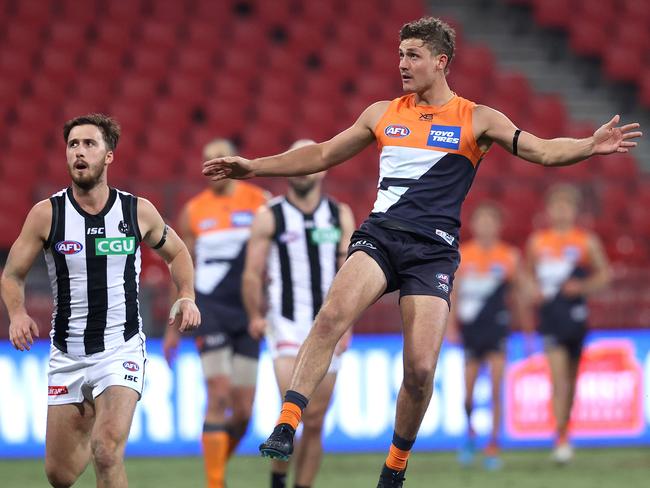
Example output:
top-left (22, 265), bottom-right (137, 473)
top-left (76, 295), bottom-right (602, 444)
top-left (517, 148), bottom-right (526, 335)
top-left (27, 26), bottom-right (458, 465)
top-left (532, 0), bottom-right (572, 29)
top-left (639, 70), bottom-right (650, 109)
top-left (602, 44), bottom-right (644, 84)
top-left (568, 17), bottom-right (607, 58)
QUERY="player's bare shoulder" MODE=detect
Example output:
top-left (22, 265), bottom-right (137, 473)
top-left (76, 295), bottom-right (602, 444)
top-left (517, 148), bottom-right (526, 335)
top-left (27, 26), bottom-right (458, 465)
top-left (25, 199), bottom-right (54, 243)
top-left (361, 100), bottom-right (392, 130)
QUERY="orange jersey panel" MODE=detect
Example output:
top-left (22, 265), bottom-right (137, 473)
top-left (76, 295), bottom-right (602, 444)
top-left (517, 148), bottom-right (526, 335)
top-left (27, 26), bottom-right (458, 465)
top-left (530, 227), bottom-right (592, 268)
top-left (187, 182), bottom-right (267, 236)
top-left (459, 240), bottom-right (519, 279)
top-left (374, 94), bottom-right (484, 166)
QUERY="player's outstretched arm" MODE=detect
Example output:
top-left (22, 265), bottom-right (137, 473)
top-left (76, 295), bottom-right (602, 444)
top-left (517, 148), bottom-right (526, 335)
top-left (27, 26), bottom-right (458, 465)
top-left (138, 198), bottom-right (200, 332)
top-left (1, 200), bottom-right (51, 351)
top-left (475, 106), bottom-right (642, 166)
top-left (202, 101), bottom-right (389, 180)
top-left (241, 205), bottom-right (275, 340)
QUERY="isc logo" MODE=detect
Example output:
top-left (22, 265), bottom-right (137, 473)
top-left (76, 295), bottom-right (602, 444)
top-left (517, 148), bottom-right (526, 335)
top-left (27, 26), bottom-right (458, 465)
top-left (384, 125), bottom-right (411, 138)
top-left (55, 240), bottom-right (83, 255)
top-left (95, 237), bottom-right (136, 255)
top-left (123, 374), bottom-right (139, 383)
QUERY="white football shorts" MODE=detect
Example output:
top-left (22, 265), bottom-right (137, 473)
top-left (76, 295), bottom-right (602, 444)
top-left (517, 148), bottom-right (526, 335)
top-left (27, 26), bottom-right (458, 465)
top-left (47, 333), bottom-right (147, 405)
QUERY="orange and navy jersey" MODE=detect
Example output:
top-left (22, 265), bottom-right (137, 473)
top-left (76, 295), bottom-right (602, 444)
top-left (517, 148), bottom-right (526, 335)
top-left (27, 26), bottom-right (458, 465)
top-left (456, 240), bottom-right (518, 329)
top-left (529, 227), bottom-right (593, 337)
top-left (369, 94), bottom-right (485, 246)
top-left (529, 227), bottom-right (592, 301)
top-left (186, 182), bottom-right (267, 307)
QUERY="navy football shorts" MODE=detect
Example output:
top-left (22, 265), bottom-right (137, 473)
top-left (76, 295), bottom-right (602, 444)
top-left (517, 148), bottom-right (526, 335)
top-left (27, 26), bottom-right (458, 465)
top-left (347, 220), bottom-right (460, 306)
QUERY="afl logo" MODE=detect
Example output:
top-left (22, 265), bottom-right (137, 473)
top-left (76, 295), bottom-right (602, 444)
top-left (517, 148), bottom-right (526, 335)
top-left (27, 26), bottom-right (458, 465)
top-left (385, 125), bottom-right (410, 138)
top-left (55, 240), bottom-right (83, 255)
top-left (123, 361), bottom-right (139, 372)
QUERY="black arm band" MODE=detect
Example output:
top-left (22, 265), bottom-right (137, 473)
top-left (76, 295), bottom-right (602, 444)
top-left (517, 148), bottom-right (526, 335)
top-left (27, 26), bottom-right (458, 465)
top-left (152, 224), bottom-right (169, 250)
top-left (512, 129), bottom-right (522, 156)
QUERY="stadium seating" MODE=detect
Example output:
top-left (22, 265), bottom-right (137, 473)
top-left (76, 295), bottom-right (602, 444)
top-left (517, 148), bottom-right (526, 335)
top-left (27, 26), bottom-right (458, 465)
top-left (0, 0), bottom-right (647, 333)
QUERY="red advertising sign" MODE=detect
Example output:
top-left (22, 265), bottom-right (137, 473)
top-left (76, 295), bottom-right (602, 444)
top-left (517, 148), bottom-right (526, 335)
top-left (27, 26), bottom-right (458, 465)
top-left (506, 340), bottom-right (644, 438)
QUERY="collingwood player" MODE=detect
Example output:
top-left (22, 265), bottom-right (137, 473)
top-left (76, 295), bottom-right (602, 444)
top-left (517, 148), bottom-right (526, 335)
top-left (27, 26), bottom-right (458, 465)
top-left (0, 114), bottom-right (200, 487)
top-left (242, 140), bottom-right (355, 488)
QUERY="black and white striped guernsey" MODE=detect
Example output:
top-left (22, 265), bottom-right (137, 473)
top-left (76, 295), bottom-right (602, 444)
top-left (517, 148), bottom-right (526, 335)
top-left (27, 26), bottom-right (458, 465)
top-left (44, 188), bottom-right (143, 355)
top-left (267, 196), bottom-right (342, 324)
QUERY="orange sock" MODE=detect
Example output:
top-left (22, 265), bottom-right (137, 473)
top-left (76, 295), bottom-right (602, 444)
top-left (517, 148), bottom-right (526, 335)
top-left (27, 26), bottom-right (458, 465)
top-left (202, 431), bottom-right (229, 488)
top-left (277, 401), bottom-right (302, 430)
top-left (385, 444), bottom-right (410, 471)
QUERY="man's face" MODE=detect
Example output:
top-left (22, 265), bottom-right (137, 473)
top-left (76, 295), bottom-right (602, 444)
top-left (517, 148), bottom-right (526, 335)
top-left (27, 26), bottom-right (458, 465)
top-left (546, 195), bottom-right (579, 227)
top-left (66, 124), bottom-right (112, 190)
top-left (470, 207), bottom-right (501, 241)
top-left (398, 39), bottom-right (445, 93)
top-left (204, 141), bottom-right (235, 193)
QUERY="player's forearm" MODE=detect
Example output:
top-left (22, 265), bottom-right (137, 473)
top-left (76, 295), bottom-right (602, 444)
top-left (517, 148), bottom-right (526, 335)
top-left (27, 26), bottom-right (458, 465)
top-left (538, 137), bottom-right (595, 167)
top-left (251, 144), bottom-right (332, 177)
top-left (580, 269), bottom-right (611, 296)
top-left (0, 274), bottom-right (28, 319)
top-left (168, 250), bottom-right (195, 300)
top-left (242, 272), bottom-right (265, 320)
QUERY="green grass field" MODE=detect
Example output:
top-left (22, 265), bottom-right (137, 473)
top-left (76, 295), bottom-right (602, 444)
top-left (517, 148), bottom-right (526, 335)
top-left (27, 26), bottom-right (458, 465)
top-left (1, 448), bottom-right (648, 487)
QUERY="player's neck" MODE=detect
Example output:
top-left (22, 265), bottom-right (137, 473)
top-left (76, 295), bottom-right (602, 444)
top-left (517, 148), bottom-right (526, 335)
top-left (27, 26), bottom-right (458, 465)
top-left (552, 222), bottom-right (575, 234)
top-left (210, 180), bottom-right (236, 196)
top-left (71, 182), bottom-right (111, 214)
top-left (414, 78), bottom-right (454, 107)
top-left (476, 236), bottom-right (497, 249)
top-left (287, 188), bottom-right (322, 214)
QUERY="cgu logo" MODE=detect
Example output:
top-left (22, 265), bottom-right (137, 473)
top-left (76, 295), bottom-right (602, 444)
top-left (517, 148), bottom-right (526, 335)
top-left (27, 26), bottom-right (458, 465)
top-left (55, 240), bottom-right (83, 255)
top-left (95, 237), bottom-right (136, 255)
top-left (384, 125), bottom-right (411, 138)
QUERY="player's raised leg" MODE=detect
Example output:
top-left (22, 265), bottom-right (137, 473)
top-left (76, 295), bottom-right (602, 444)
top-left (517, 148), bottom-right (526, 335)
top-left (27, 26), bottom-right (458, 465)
top-left (45, 402), bottom-right (95, 487)
top-left (378, 295), bottom-right (448, 487)
top-left (91, 386), bottom-right (139, 488)
top-left (260, 251), bottom-right (387, 460)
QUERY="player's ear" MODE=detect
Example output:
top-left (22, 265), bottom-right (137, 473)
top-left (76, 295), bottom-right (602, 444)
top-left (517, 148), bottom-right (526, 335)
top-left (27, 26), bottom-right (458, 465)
top-left (437, 53), bottom-right (449, 73)
top-left (105, 150), bottom-right (114, 166)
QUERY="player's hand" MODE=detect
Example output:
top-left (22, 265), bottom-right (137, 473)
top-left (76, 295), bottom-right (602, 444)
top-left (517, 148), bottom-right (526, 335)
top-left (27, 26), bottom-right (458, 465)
top-left (248, 317), bottom-right (267, 340)
top-left (592, 115), bottom-right (642, 155)
top-left (162, 328), bottom-right (181, 367)
top-left (9, 313), bottom-right (39, 351)
top-left (202, 156), bottom-right (255, 180)
top-left (561, 278), bottom-right (584, 298)
top-left (169, 298), bottom-right (201, 333)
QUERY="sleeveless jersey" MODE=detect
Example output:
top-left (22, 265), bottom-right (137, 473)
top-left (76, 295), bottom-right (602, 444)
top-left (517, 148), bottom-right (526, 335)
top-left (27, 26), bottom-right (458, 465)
top-left (456, 240), bottom-right (518, 335)
top-left (44, 187), bottom-right (143, 356)
top-left (267, 196), bottom-right (341, 325)
top-left (529, 227), bottom-right (592, 339)
top-left (370, 94), bottom-right (484, 247)
top-left (187, 182), bottom-right (267, 314)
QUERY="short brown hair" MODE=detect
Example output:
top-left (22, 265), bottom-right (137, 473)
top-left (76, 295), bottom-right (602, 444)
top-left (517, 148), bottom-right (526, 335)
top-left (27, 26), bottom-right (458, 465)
top-left (63, 113), bottom-right (121, 151)
top-left (399, 17), bottom-right (456, 74)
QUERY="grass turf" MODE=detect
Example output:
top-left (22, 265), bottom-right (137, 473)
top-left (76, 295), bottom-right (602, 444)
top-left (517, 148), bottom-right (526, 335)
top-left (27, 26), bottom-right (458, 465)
top-left (0, 448), bottom-right (648, 487)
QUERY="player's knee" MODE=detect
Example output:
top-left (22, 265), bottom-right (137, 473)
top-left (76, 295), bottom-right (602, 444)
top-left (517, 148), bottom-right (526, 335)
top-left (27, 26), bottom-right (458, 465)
top-left (206, 380), bottom-right (230, 414)
top-left (313, 307), bottom-right (346, 340)
top-left (403, 361), bottom-right (436, 395)
top-left (45, 466), bottom-right (77, 488)
top-left (302, 410), bottom-right (326, 433)
top-left (91, 436), bottom-right (122, 473)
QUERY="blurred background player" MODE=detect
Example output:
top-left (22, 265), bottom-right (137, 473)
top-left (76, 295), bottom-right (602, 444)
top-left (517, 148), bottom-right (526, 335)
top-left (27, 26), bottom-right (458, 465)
top-left (163, 138), bottom-right (268, 488)
top-left (524, 183), bottom-right (610, 464)
top-left (1, 113), bottom-right (200, 487)
top-left (242, 140), bottom-right (356, 488)
top-left (448, 203), bottom-right (522, 470)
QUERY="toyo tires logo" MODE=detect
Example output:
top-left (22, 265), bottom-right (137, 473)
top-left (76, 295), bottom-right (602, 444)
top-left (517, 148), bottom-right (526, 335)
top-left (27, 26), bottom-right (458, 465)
top-left (95, 237), bottom-right (136, 255)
